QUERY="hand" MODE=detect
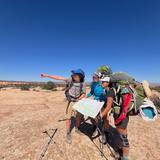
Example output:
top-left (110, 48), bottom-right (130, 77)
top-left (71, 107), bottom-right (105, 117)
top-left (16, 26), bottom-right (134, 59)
top-left (114, 112), bottom-right (126, 125)
top-left (95, 114), bottom-right (102, 123)
top-left (40, 73), bottom-right (48, 78)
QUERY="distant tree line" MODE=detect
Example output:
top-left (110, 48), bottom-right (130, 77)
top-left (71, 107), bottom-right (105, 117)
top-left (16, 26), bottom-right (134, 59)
top-left (0, 80), bottom-right (90, 91)
top-left (151, 86), bottom-right (160, 93)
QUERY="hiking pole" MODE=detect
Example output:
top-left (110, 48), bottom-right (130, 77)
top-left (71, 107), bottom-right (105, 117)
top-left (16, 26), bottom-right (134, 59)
top-left (39, 128), bottom-right (58, 160)
top-left (44, 129), bottom-right (65, 158)
top-left (96, 126), bottom-right (104, 157)
top-left (97, 126), bottom-right (120, 160)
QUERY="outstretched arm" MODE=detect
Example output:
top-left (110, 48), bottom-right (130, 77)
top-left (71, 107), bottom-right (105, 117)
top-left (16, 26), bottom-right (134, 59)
top-left (40, 73), bottom-right (66, 81)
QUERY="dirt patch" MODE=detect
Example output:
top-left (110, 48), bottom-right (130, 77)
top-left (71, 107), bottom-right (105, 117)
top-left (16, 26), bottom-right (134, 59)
top-left (0, 89), bottom-right (159, 160)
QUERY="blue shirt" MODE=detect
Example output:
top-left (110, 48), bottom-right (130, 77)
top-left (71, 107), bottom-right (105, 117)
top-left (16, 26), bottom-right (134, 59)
top-left (87, 82), bottom-right (105, 100)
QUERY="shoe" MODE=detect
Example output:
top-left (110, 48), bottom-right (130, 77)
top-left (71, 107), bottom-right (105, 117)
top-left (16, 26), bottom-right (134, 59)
top-left (92, 124), bottom-right (97, 131)
top-left (75, 127), bottom-right (82, 135)
top-left (66, 132), bottom-right (72, 144)
top-left (100, 130), bottom-right (110, 144)
top-left (121, 156), bottom-right (129, 160)
top-left (100, 132), bottom-right (107, 144)
top-left (92, 128), bottom-right (99, 138)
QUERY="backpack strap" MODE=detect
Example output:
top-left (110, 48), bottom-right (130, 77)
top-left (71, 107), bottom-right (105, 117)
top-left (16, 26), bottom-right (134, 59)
top-left (113, 85), bottom-right (123, 106)
top-left (65, 80), bottom-right (73, 93)
top-left (128, 85), bottom-right (137, 113)
top-left (80, 82), bottom-right (84, 94)
top-left (65, 80), bottom-right (74, 102)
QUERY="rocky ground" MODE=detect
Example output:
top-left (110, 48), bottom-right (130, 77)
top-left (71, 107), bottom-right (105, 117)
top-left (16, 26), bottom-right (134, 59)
top-left (0, 89), bottom-right (160, 160)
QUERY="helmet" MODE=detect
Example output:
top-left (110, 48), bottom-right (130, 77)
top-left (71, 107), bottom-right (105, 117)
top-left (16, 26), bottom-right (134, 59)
top-left (93, 72), bottom-right (101, 78)
top-left (71, 69), bottom-right (85, 78)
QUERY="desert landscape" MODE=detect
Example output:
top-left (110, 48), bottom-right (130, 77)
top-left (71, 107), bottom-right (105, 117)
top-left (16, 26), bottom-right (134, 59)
top-left (0, 89), bottom-right (160, 160)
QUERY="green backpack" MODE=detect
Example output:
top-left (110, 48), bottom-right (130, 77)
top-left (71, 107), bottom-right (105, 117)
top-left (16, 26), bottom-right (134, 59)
top-left (96, 65), bottom-right (113, 78)
top-left (110, 72), bottom-right (135, 84)
top-left (112, 83), bottom-right (137, 117)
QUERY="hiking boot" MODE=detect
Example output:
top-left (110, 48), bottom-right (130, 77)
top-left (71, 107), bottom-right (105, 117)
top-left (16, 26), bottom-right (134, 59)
top-left (75, 127), bottom-right (82, 135)
top-left (92, 127), bottom-right (99, 138)
top-left (100, 132), bottom-right (107, 144)
top-left (92, 124), bottom-right (97, 131)
top-left (121, 156), bottom-right (129, 160)
top-left (66, 132), bottom-right (72, 144)
top-left (100, 130), bottom-right (110, 144)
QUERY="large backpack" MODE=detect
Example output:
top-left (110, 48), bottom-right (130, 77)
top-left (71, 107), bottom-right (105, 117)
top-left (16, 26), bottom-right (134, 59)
top-left (112, 83), bottom-right (137, 118)
top-left (110, 72), bottom-right (136, 84)
top-left (65, 80), bottom-right (84, 102)
top-left (106, 72), bottom-right (138, 123)
top-left (96, 65), bottom-right (113, 78)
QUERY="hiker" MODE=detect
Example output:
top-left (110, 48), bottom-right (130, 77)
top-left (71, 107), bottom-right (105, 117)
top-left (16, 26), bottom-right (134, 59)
top-left (86, 72), bottom-right (105, 136)
top-left (113, 82), bottom-right (131, 160)
top-left (90, 65), bottom-right (114, 138)
top-left (95, 77), bottom-right (115, 139)
top-left (87, 72), bottom-right (104, 100)
top-left (41, 69), bottom-right (86, 144)
top-left (96, 77), bottom-right (130, 160)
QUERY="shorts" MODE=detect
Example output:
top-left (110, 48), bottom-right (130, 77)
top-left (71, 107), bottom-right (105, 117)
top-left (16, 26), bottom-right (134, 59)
top-left (66, 101), bottom-right (83, 120)
top-left (66, 101), bottom-right (76, 119)
top-left (115, 116), bottom-right (129, 129)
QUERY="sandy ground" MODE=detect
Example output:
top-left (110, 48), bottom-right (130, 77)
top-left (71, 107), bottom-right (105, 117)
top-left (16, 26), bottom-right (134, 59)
top-left (0, 89), bottom-right (160, 160)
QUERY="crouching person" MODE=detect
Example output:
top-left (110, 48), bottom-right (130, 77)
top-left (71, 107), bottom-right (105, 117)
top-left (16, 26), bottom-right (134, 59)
top-left (41, 69), bottom-right (86, 144)
top-left (96, 77), bottom-right (115, 143)
top-left (96, 77), bottom-right (130, 160)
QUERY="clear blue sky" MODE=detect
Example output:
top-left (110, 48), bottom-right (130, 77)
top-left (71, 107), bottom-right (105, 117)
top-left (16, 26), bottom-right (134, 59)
top-left (0, 0), bottom-right (160, 82)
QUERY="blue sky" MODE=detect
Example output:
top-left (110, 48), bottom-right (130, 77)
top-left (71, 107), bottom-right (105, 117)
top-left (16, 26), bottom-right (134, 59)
top-left (0, 0), bottom-right (160, 82)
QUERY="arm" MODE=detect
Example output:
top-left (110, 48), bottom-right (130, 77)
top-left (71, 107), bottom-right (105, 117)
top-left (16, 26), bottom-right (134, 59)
top-left (101, 97), bottom-right (113, 118)
top-left (41, 74), bottom-right (66, 81)
top-left (87, 83), bottom-right (95, 97)
top-left (79, 93), bottom-right (86, 100)
top-left (115, 93), bottom-right (131, 125)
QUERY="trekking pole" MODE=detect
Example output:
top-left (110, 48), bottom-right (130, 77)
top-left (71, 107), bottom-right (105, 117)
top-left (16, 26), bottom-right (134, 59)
top-left (39, 128), bottom-right (58, 160)
top-left (96, 126), bottom-right (104, 157)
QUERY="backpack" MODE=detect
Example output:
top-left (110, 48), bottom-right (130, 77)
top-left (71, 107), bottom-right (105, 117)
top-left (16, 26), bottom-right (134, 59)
top-left (65, 80), bottom-right (84, 102)
top-left (112, 83), bottom-right (137, 119)
top-left (96, 65), bottom-right (113, 78)
top-left (111, 78), bottom-right (141, 125)
top-left (110, 72), bottom-right (136, 84)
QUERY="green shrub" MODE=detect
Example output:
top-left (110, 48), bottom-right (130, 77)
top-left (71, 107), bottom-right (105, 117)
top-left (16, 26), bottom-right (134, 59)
top-left (20, 84), bottom-right (31, 91)
top-left (42, 81), bottom-right (57, 90)
top-left (0, 86), bottom-right (4, 89)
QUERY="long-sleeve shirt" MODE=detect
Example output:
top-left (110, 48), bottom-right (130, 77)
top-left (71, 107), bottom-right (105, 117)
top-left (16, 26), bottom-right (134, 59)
top-left (87, 82), bottom-right (104, 100)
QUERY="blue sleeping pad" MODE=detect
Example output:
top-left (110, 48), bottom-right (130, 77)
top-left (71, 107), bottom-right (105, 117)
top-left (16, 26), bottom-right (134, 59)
top-left (142, 107), bottom-right (155, 119)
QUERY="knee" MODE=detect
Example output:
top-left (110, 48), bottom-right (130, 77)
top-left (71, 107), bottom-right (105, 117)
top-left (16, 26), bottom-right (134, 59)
top-left (76, 112), bottom-right (82, 119)
top-left (120, 134), bottom-right (130, 148)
